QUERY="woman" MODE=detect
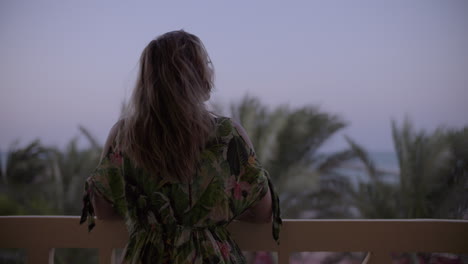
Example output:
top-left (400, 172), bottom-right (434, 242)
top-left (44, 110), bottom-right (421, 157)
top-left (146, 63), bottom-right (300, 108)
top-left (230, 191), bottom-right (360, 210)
top-left (80, 30), bottom-right (281, 264)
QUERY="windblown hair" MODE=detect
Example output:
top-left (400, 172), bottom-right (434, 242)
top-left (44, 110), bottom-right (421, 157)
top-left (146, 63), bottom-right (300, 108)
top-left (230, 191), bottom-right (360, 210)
top-left (118, 30), bottom-right (214, 182)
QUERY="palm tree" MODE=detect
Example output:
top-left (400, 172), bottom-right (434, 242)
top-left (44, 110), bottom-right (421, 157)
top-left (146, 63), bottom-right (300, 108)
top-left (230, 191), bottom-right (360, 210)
top-left (48, 126), bottom-right (102, 214)
top-left (0, 128), bottom-right (102, 264)
top-left (0, 126), bottom-right (102, 216)
top-left (0, 150), bottom-right (3, 183)
top-left (345, 119), bottom-right (468, 220)
top-left (429, 127), bottom-right (468, 219)
top-left (344, 136), bottom-right (400, 218)
top-left (343, 121), bottom-right (468, 264)
top-left (0, 140), bottom-right (58, 215)
top-left (228, 95), bottom-right (355, 218)
top-left (392, 119), bottom-right (453, 218)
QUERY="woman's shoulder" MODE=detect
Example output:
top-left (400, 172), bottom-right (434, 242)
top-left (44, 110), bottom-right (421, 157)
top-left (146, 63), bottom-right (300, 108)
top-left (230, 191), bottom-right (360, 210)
top-left (210, 115), bottom-right (253, 148)
top-left (211, 115), bottom-right (241, 134)
top-left (210, 114), bottom-right (242, 129)
top-left (210, 114), bottom-right (229, 123)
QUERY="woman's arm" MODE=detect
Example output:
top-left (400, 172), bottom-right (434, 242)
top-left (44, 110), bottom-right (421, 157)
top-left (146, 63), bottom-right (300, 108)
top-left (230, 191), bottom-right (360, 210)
top-left (92, 121), bottom-right (123, 220)
top-left (91, 183), bottom-right (121, 220)
top-left (232, 121), bottom-right (273, 223)
top-left (236, 187), bottom-right (272, 223)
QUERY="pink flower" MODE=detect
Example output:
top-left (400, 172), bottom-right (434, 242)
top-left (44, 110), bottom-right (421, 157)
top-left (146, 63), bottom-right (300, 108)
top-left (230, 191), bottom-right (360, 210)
top-left (217, 241), bottom-right (231, 259)
top-left (227, 175), bottom-right (251, 200)
top-left (253, 252), bottom-right (274, 264)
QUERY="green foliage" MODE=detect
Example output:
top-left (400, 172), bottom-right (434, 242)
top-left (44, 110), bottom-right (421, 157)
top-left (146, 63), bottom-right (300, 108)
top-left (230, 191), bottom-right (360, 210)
top-left (0, 127), bottom-right (102, 216)
top-left (1, 140), bottom-right (58, 215)
top-left (229, 95), bottom-right (355, 218)
top-left (5, 140), bottom-right (52, 185)
top-left (344, 137), bottom-right (400, 218)
top-left (2, 99), bottom-right (466, 221)
top-left (1, 95), bottom-right (466, 264)
top-left (0, 127), bottom-right (102, 263)
top-left (227, 97), bottom-right (468, 220)
top-left (49, 132), bottom-right (101, 214)
top-left (0, 195), bottom-right (25, 215)
top-left (430, 127), bottom-right (468, 218)
top-left (346, 119), bottom-right (468, 219)
top-left (392, 119), bottom-right (452, 218)
top-left (0, 151), bottom-right (3, 183)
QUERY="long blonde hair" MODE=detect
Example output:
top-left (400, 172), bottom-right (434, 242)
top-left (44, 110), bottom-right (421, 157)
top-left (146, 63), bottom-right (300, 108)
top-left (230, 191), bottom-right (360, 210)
top-left (119, 30), bottom-right (214, 182)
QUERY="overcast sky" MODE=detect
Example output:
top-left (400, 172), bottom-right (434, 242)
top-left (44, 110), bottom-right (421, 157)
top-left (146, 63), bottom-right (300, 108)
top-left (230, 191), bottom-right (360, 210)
top-left (1, 0), bottom-right (467, 152)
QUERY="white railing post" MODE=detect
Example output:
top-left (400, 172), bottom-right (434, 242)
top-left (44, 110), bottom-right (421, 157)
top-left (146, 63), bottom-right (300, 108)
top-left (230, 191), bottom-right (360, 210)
top-left (26, 247), bottom-right (54, 264)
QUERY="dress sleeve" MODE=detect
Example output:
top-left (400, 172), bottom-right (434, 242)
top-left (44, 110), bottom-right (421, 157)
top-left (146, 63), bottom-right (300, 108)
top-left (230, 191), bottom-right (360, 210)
top-left (227, 123), bottom-right (282, 243)
top-left (80, 145), bottom-right (126, 231)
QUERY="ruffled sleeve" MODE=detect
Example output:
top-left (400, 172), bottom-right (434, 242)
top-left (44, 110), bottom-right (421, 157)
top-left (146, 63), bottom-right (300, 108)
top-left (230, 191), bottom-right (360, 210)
top-left (267, 173), bottom-right (282, 242)
top-left (80, 146), bottom-right (126, 231)
top-left (226, 121), bottom-right (282, 243)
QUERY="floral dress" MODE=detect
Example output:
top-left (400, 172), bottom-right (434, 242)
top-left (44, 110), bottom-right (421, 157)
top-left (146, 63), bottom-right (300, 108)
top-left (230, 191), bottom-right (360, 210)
top-left (80, 117), bottom-right (281, 264)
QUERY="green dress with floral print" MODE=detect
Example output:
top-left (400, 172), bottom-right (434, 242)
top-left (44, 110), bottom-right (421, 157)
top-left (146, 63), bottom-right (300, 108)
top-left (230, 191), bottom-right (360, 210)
top-left (80, 117), bottom-right (281, 264)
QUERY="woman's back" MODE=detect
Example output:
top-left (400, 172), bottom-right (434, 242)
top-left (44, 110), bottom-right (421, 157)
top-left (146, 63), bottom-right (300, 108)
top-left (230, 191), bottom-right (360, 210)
top-left (81, 117), bottom-right (281, 263)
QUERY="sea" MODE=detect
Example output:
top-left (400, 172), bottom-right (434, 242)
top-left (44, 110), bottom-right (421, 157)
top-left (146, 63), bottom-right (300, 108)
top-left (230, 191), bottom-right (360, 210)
top-left (337, 151), bottom-right (400, 184)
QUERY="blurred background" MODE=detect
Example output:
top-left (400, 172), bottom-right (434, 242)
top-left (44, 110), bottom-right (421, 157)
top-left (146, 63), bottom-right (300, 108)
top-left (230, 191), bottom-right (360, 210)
top-left (1, 1), bottom-right (467, 263)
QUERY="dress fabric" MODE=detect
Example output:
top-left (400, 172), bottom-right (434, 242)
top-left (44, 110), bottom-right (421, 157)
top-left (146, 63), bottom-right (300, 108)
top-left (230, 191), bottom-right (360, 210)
top-left (80, 117), bottom-right (281, 264)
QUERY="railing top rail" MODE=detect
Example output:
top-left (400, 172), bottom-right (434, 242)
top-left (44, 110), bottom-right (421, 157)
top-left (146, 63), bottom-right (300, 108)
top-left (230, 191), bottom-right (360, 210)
top-left (1, 216), bottom-right (467, 253)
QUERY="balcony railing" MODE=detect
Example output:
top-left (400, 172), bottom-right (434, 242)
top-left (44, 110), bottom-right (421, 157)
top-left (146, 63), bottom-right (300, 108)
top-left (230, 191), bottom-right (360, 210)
top-left (0, 216), bottom-right (467, 264)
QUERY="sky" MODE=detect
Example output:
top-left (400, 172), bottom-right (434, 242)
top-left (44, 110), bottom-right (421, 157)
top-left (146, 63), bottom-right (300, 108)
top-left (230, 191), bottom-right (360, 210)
top-left (1, 0), bottom-right (467, 152)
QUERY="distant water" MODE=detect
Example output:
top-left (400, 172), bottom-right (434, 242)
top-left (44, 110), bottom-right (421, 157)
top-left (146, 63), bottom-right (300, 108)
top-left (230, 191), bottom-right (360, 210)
top-left (338, 151), bottom-right (400, 184)
top-left (369, 151), bottom-right (399, 172)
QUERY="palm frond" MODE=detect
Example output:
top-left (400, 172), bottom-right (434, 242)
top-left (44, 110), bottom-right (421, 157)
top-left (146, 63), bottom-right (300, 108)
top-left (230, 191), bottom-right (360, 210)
top-left (228, 96), bottom-right (351, 218)
top-left (316, 149), bottom-right (355, 175)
